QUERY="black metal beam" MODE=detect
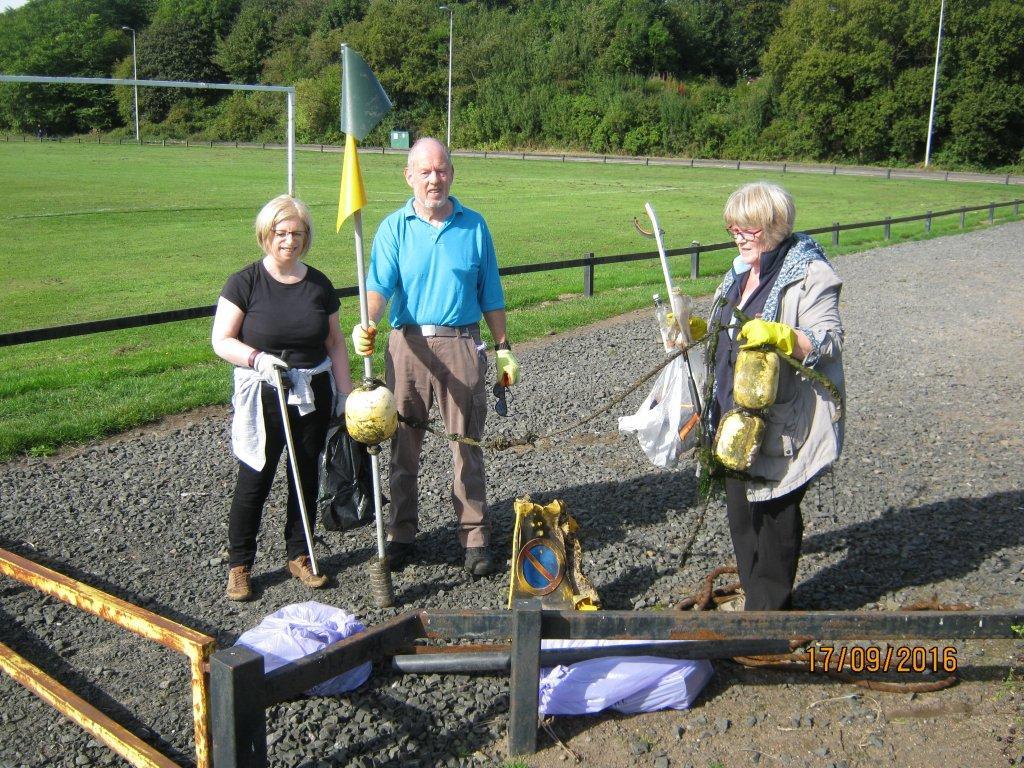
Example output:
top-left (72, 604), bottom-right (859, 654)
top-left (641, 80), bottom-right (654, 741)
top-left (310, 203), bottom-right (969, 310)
top-left (422, 609), bottom-right (1024, 641)
top-left (422, 610), bottom-right (511, 639)
top-left (209, 645), bottom-right (268, 768)
top-left (538, 609), bottom-right (1024, 640)
top-left (262, 610), bottom-right (424, 706)
top-left (508, 599), bottom-right (542, 756)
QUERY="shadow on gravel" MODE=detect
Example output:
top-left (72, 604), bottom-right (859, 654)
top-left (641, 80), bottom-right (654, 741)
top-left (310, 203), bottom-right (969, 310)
top-left (796, 490), bottom-right (1024, 610)
top-left (0, 601), bottom-right (191, 765)
top-left (269, 675), bottom-right (508, 768)
top-left (0, 535), bottom-right (223, 640)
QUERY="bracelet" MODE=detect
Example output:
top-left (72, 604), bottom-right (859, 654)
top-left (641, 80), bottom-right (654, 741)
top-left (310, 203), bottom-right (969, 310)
top-left (247, 349), bottom-right (259, 368)
top-left (494, 341), bottom-right (512, 352)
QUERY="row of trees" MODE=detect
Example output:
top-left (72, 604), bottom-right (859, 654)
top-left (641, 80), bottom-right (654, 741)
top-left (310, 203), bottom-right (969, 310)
top-left (1, 0), bottom-right (1021, 169)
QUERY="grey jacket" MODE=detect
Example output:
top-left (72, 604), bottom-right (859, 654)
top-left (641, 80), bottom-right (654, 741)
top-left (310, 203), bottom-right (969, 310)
top-left (712, 234), bottom-right (846, 502)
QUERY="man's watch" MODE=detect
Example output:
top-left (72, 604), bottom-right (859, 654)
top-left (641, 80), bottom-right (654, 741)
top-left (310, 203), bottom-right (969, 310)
top-left (494, 341), bottom-right (512, 351)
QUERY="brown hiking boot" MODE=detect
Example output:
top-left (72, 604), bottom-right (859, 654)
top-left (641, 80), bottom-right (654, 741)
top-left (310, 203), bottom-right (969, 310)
top-left (288, 555), bottom-right (327, 589)
top-left (225, 565), bottom-right (253, 602)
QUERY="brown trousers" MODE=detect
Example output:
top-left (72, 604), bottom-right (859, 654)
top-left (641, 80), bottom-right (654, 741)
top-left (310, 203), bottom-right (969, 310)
top-left (385, 326), bottom-right (490, 548)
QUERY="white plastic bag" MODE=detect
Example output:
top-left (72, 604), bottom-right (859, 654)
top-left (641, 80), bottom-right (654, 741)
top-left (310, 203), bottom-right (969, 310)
top-left (537, 639), bottom-right (713, 715)
top-left (618, 350), bottom-right (704, 468)
top-left (235, 601), bottom-right (371, 696)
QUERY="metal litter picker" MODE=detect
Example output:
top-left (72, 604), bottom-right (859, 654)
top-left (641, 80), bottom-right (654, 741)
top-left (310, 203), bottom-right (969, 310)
top-left (271, 367), bottom-right (321, 575)
top-left (636, 202), bottom-right (705, 444)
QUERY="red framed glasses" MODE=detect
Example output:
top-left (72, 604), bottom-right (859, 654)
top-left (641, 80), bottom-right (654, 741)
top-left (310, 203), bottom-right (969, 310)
top-left (725, 226), bottom-right (763, 242)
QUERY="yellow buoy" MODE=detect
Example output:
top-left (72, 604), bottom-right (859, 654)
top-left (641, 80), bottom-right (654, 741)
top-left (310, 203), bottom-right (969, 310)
top-left (733, 349), bottom-right (780, 410)
top-left (345, 379), bottom-right (398, 446)
top-left (713, 408), bottom-right (765, 472)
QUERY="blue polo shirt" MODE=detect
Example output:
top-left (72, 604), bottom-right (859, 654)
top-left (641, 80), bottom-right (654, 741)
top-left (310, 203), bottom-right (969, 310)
top-left (366, 196), bottom-right (505, 328)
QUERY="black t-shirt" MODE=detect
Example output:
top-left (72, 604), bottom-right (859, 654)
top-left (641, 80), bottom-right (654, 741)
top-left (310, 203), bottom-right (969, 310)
top-left (221, 260), bottom-right (341, 368)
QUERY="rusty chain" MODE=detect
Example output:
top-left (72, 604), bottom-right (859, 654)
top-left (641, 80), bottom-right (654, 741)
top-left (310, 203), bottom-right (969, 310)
top-left (676, 566), bottom-right (961, 693)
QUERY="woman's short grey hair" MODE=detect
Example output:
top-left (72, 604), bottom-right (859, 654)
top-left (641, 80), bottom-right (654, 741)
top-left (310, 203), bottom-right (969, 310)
top-left (255, 194), bottom-right (314, 258)
top-left (723, 182), bottom-right (796, 248)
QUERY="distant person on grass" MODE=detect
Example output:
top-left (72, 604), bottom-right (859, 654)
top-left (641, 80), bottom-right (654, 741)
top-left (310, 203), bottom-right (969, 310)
top-left (212, 195), bottom-right (352, 601)
top-left (696, 181), bottom-right (845, 610)
top-left (351, 137), bottom-right (519, 577)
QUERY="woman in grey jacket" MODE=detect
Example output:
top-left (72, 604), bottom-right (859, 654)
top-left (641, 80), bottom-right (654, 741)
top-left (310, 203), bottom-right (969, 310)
top-left (703, 182), bottom-right (845, 610)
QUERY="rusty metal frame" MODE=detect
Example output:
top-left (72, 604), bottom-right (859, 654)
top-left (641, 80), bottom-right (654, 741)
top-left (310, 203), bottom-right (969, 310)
top-left (0, 547), bottom-right (215, 768)
top-left (208, 601), bottom-right (1024, 766)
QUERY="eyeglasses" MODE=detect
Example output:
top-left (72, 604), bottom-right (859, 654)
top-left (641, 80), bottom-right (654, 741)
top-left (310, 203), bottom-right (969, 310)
top-left (272, 228), bottom-right (306, 240)
top-left (725, 226), bottom-right (763, 242)
top-left (492, 383), bottom-right (513, 417)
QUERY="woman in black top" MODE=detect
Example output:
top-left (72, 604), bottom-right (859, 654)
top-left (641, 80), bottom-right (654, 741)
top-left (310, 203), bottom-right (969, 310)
top-left (212, 194), bottom-right (352, 601)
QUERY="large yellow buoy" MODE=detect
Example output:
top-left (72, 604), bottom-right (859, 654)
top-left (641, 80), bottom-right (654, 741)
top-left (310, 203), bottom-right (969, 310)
top-left (733, 349), bottom-right (780, 410)
top-left (345, 379), bottom-right (398, 446)
top-left (713, 408), bottom-right (765, 472)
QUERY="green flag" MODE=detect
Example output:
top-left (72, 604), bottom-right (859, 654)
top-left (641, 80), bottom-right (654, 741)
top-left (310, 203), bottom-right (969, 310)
top-left (340, 44), bottom-right (392, 141)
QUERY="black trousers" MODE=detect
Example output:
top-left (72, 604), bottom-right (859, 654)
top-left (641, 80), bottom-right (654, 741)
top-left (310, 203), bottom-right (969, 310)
top-left (725, 479), bottom-right (808, 611)
top-left (228, 373), bottom-right (331, 568)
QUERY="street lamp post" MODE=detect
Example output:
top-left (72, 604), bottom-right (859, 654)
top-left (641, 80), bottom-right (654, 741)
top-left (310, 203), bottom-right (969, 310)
top-left (924, 0), bottom-right (945, 167)
top-left (121, 26), bottom-right (140, 143)
top-left (439, 5), bottom-right (453, 148)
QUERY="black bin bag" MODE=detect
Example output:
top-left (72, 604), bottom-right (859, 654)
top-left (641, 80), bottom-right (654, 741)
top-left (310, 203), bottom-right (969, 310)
top-left (317, 419), bottom-right (379, 531)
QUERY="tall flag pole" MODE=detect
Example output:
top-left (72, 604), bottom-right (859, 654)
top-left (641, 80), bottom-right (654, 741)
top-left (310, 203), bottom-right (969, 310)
top-left (338, 44), bottom-right (394, 606)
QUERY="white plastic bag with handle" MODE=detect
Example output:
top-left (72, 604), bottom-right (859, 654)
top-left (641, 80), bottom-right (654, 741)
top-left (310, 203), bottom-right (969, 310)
top-left (618, 350), bottom-right (703, 469)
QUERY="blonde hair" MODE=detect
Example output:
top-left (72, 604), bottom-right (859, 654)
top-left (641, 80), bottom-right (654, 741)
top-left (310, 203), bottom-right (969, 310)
top-left (723, 182), bottom-right (795, 248)
top-left (255, 194), bottom-right (314, 258)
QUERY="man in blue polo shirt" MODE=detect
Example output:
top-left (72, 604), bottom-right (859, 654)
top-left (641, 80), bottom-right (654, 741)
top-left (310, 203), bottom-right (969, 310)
top-left (351, 137), bottom-right (520, 577)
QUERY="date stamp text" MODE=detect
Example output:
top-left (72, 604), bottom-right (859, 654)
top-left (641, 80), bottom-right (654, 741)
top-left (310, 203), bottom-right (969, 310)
top-left (807, 644), bottom-right (958, 674)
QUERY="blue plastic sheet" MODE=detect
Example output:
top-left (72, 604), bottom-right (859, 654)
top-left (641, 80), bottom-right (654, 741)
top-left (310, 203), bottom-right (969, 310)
top-left (235, 602), bottom-right (372, 697)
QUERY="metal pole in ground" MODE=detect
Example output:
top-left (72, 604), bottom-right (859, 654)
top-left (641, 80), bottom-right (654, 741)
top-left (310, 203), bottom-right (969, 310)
top-left (286, 90), bottom-right (296, 195)
top-left (924, 0), bottom-right (946, 166)
top-left (352, 208), bottom-right (395, 607)
top-left (120, 27), bottom-right (140, 143)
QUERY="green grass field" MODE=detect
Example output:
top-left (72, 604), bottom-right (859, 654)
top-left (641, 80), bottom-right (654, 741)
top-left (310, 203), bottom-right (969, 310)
top-left (1, 141), bottom-right (1019, 459)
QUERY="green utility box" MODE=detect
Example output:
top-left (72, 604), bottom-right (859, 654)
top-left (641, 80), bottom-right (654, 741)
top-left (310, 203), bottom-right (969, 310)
top-left (390, 130), bottom-right (410, 149)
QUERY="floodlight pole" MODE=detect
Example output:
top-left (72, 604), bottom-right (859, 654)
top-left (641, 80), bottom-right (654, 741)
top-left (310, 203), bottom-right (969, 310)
top-left (439, 4), bottom-right (454, 148)
top-left (286, 90), bottom-right (295, 195)
top-left (924, 0), bottom-right (945, 167)
top-left (121, 26), bottom-right (140, 143)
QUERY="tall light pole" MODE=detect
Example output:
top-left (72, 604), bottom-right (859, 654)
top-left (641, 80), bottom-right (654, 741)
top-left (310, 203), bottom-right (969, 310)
top-left (439, 4), bottom-right (453, 148)
top-left (121, 26), bottom-right (140, 143)
top-left (924, 0), bottom-right (945, 166)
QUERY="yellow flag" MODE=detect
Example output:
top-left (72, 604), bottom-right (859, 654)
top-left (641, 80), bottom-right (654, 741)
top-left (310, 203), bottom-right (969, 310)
top-left (336, 134), bottom-right (367, 231)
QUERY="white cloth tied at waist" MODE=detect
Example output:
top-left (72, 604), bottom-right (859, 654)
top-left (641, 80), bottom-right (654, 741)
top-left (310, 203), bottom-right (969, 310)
top-left (231, 358), bottom-right (334, 471)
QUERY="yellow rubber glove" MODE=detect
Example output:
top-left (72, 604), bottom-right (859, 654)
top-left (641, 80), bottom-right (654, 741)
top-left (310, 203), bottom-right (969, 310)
top-left (350, 321), bottom-right (376, 357)
top-left (496, 349), bottom-right (520, 386)
top-left (688, 316), bottom-right (708, 342)
top-left (739, 319), bottom-right (796, 356)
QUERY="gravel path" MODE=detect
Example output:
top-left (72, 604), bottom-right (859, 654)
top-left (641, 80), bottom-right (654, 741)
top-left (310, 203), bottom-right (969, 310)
top-left (1, 222), bottom-right (1023, 768)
